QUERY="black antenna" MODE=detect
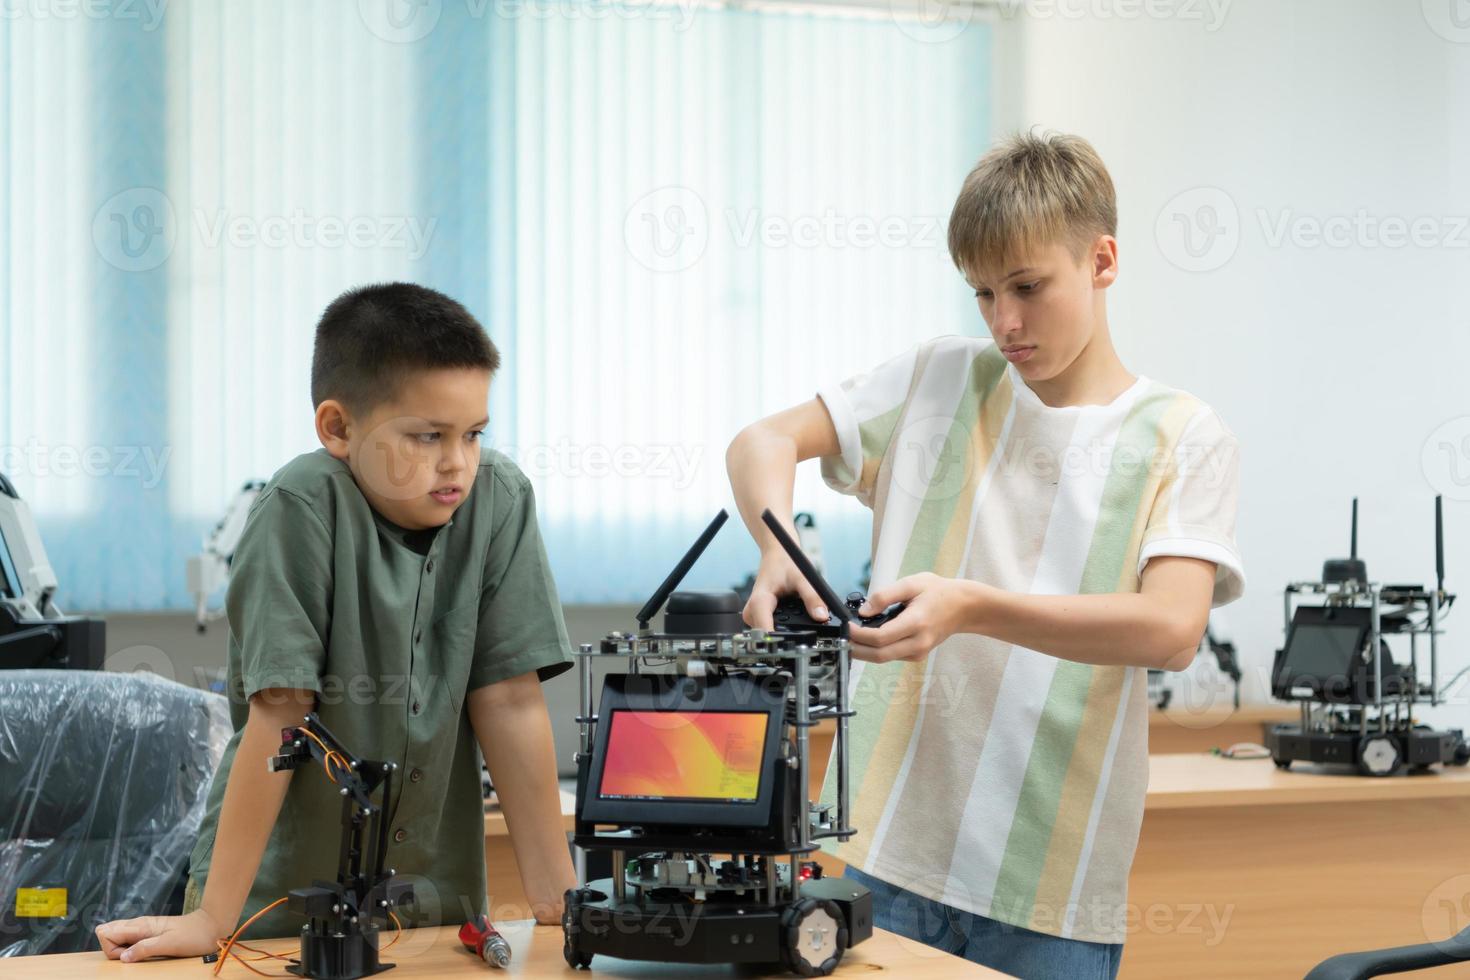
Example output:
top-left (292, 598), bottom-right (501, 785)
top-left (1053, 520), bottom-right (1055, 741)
top-left (636, 510), bottom-right (729, 631)
top-left (760, 509), bottom-right (850, 624)
top-left (1436, 494), bottom-right (1445, 596)
top-left (1350, 497), bottom-right (1359, 559)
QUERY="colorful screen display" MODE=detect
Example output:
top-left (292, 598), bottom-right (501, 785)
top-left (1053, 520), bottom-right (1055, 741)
top-left (599, 710), bottom-right (768, 802)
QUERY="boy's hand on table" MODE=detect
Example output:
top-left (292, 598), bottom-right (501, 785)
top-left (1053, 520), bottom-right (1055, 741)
top-left (742, 550), bottom-right (831, 630)
top-left (96, 908), bottom-right (225, 962)
top-left (848, 573), bottom-right (986, 664)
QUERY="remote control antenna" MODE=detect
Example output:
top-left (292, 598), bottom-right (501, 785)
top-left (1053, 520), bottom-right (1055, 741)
top-left (635, 510), bottom-right (729, 631)
top-left (1350, 497), bottom-right (1359, 559)
top-left (760, 509), bottom-right (850, 623)
top-left (1436, 494), bottom-right (1445, 597)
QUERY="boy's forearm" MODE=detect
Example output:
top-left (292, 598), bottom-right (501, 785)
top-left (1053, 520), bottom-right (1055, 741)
top-left (964, 583), bottom-right (1198, 670)
top-left (726, 424), bottom-right (800, 555)
top-left (470, 680), bottom-right (576, 921)
top-left (197, 699), bottom-right (302, 932)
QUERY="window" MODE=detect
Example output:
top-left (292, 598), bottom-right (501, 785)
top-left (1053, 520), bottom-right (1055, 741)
top-left (1, 2), bottom-right (991, 608)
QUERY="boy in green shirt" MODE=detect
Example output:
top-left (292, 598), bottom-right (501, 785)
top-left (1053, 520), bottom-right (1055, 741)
top-left (96, 283), bottom-right (576, 961)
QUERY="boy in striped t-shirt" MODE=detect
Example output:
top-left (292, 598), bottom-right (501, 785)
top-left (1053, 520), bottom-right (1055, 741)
top-left (725, 131), bottom-right (1244, 979)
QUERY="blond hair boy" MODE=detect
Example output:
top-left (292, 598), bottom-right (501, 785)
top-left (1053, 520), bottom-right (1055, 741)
top-left (726, 131), bottom-right (1244, 978)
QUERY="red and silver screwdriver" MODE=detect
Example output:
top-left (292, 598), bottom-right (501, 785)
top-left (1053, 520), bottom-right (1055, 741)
top-left (458, 914), bottom-right (512, 968)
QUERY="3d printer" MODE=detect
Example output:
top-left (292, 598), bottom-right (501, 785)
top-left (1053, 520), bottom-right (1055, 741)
top-left (561, 509), bottom-right (878, 977)
top-left (1266, 496), bottom-right (1469, 777)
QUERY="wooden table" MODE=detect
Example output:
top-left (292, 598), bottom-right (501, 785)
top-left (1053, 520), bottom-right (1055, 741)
top-left (1145, 704), bottom-right (1298, 754)
top-left (7, 922), bottom-right (1011, 977)
top-left (808, 707), bottom-right (1299, 789)
top-left (483, 790), bottom-right (577, 919)
top-left (1123, 754), bottom-right (1470, 978)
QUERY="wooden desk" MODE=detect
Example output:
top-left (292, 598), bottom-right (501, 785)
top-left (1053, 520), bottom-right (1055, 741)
top-left (1145, 704), bottom-right (1298, 754)
top-left (483, 790), bottom-right (577, 919)
top-left (8, 922), bottom-right (1011, 977)
top-left (1123, 754), bottom-right (1470, 979)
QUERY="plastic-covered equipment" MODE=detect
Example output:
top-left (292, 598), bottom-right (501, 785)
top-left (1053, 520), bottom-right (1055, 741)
top-left (0, 669), bottom-right (231, 956)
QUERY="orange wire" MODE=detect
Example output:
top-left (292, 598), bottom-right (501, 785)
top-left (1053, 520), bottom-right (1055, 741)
top-left (213, 897), bottom-right (288, 977)
top-left (223, 938), bottom-right (298, 961)
top-left (215, 730), bottom-right (393, 975)
top-left (217, 953), bottom-right (292, 979)
top-left (298, 728), bottom-right (350, 784)
top-left (213, 898), bottom-right (402, 975)
top-left (383, 910), bottom-right (403, 951)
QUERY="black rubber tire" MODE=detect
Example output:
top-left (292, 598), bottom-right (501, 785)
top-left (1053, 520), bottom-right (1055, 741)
top-left (780, 897), bottom-right (847, 977)
top-left (1356, 736), bottom-right (1403, 777)
top-left (562, 940), bottom-right (593, 970)
top-left (561, 887), bottom-right (593, 969)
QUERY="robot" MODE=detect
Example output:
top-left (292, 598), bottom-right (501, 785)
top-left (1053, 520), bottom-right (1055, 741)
top-left (562, 509), bottom-right (901, 976)
top-left (1266, 496), bottom-right (1468, 777)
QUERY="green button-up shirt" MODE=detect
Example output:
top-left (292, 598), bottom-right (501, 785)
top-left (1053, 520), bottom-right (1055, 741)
top-left (185, 448), bottom-right (572, 939)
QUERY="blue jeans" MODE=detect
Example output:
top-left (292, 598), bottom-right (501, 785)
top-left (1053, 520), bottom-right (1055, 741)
top-left (844, 866), bottom-right (1122, 980)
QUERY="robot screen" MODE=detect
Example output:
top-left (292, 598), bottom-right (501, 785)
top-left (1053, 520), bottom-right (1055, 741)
top-left (599, 710), bottom-right (768, 803)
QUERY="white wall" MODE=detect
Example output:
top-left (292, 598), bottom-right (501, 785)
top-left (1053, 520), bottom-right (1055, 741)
top-left (1011, 0), bottom-right (1470, 724)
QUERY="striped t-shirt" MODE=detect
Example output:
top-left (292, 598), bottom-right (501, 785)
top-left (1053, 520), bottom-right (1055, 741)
top-left (815, 335), bottom-right (1244, 945)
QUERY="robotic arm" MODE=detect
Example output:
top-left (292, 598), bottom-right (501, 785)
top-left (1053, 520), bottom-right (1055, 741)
top-left (186, 480), bottom-right (264, 633)
top-left (255, 712), bottom-right (414, 980)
